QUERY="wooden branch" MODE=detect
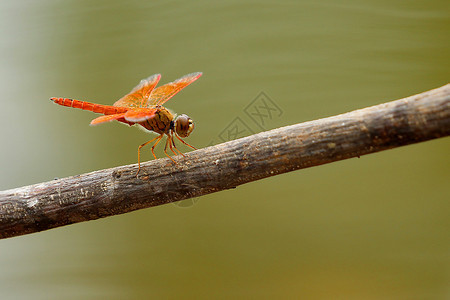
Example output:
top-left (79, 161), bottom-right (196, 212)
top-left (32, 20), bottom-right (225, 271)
top-left (1, 84), bottom-right (449, 239)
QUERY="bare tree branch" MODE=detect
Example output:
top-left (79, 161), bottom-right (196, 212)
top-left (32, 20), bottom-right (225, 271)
top-left (1, 84), bottom-right (449, 239)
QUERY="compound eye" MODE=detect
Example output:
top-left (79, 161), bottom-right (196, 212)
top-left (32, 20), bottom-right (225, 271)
top-left (175, 114), bottom-right (194, 137)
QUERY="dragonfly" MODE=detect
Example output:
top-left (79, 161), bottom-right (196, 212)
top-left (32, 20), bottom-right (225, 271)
top-left (51, 72), bottom-right (202, 176)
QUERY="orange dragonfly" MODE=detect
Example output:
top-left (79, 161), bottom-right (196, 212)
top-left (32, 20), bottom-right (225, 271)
top-left (51, 72), bottom-right (202, 175)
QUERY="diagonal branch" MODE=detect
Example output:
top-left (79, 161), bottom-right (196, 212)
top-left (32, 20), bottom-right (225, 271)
top-left (1, 84), bottom-right (449, 239)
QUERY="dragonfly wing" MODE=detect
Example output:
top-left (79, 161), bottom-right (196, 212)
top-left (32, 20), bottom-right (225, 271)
top-left (146, 72), bottom-right (202, 107)
top-left (113, 74), bottom-right (161, 108)
top-left (90, 113), bottom-right (127, 125)
top-left (124, 108), bottom-right (157, 123)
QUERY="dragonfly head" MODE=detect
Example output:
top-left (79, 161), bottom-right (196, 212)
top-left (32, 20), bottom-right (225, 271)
top-left (174, 114), bottom-right (194, 138)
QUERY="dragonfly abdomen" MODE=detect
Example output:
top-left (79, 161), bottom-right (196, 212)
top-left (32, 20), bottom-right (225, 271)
top-left (50, 97), bottom-right (128, 115)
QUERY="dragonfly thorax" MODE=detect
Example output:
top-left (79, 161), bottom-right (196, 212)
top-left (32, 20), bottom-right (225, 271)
top-left (138, 106), bottom-right (173, 134)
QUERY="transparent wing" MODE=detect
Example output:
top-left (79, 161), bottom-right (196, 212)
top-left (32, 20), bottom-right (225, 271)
top-left (113, 74), bottom-right (161, 108)
top-left (90, 113), bottom-right (126, 125)
top-left (146, 72), bottom-right (202, 107)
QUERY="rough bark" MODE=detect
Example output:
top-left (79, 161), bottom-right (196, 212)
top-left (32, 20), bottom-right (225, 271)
top-left (0, 84), bottom-right (449, 239)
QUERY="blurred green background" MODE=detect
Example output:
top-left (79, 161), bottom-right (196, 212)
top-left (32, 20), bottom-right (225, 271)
top-left (0, 0), bottom-right (449, 298)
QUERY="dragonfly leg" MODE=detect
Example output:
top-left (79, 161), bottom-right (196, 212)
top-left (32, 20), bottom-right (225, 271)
top-left (169, 132), bottom-right (185, 157)
top-left (167, 134), bottom-right (179, 156)
top-left (164, 136), bottom-right (177, 163)
top-left (150, 134), bottom-right (164, 160)
top-left (174, 134), bottom-right (197, 150)
top-left (136, 134), bottom-right (163, 176)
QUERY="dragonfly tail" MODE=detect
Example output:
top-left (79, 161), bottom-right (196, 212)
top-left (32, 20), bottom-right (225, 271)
top-left (50, 97), bottom-right (128, 115)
